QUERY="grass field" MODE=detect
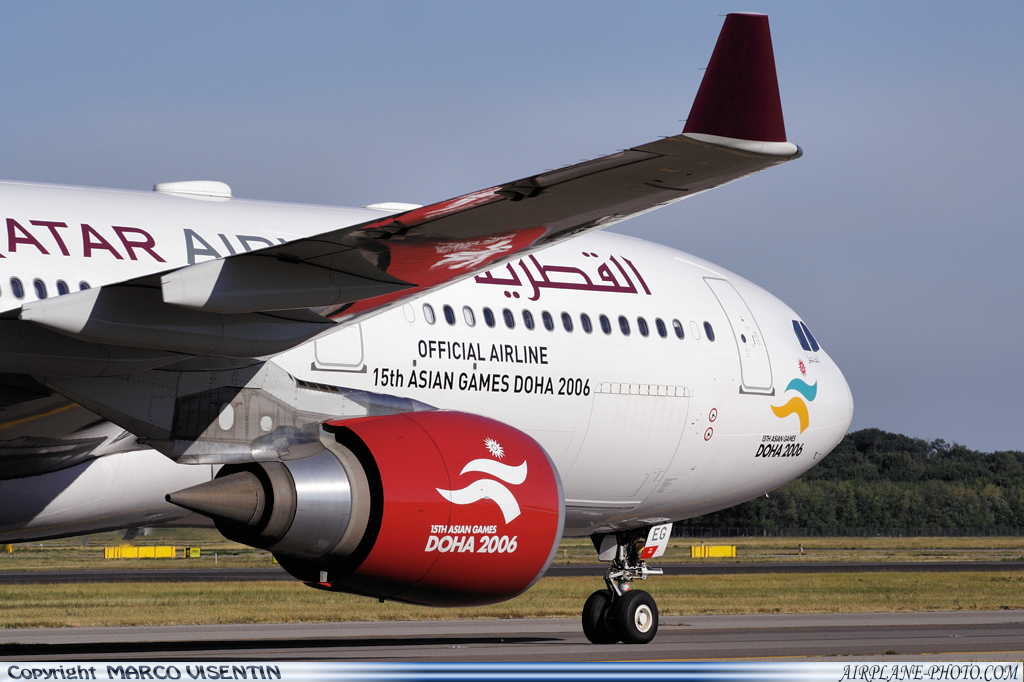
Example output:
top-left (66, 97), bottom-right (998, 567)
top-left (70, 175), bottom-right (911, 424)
top-left (4, 532), bottom-right (1023, 572)
top-left (0, 572), bottom-right (1021, 629)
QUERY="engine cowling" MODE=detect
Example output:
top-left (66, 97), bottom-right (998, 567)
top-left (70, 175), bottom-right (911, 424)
top-left (167, 411), bottom-right (564, 607)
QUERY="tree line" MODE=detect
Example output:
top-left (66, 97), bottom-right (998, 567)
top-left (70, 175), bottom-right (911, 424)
top-left (674, 429), bottom-right (1024, 534)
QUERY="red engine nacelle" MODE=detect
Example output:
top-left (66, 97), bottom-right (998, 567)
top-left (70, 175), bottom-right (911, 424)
top-left (319, 411), bottom-right (564, 606)
top-left (172, 411), bottom-right (564, 607)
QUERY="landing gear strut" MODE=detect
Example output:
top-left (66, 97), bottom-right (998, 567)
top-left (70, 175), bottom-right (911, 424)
top-left (582, 526), bottom-right (666, 644)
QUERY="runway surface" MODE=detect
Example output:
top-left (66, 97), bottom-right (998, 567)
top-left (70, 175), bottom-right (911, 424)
top-left (0, 561), bottom-right (1021, 584)
top-left (1, 611), bottom-right (1022, 662)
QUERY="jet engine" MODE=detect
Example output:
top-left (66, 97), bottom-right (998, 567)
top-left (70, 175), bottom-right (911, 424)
top-left (167, 411), bottom-right (564, 606)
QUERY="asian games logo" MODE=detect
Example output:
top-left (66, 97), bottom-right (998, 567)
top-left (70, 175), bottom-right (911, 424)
top-left (771, 378), bottom-right (817, 433)
top-left (436, 438), bottom-right (527, 523)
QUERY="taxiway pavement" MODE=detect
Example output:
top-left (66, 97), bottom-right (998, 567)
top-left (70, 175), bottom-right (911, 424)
top-left (1, 611), bottom-right (1022, 662)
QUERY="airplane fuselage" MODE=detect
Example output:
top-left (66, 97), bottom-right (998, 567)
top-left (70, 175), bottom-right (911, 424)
top-left (0, 182), bottom-right (853, 539)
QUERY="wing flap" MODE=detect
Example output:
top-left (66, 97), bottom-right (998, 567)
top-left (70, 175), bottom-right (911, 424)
top-left (162, 255), bottom-right (412, 313)
top-left (21, 285), bottom-right (333, 358)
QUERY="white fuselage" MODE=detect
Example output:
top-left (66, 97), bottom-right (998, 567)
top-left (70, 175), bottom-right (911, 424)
top-left (0, 182), bottom-right (854, 540)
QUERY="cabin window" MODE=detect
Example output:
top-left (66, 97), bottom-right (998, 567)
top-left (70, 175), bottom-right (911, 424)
top-left (10, 278), bottom-right (24, 299)
top-left (672, 319), bottom-right (684, 339)
top-left (57, 280), bottom-right (70, 296)
top-left (656, 318), bottom-right (667, 338)
top-left (618, 315), bottom-right (630, 336)
top-left (463, 306), bottom-right (476, 327)
top-left (79, 281), bottom-right (91, 291)
top-left (599, 315), bottom-right (612, 335)
top-left (483, 307), bottom-right (496, 328)
top-left (443, 305), bottom-right (456, 325)
top-left (503, 308), bottom-right (515, 329)
top-left (580, 313), bottom-right (593, 334)
top-left (522, 309), bottom-right (535, 330)
top-left (703, 321), bottom-right (715, 341)
top-left (637, 317), bottom-right (649, 337)
top-left (422, 303), bottom-right (436, 324)
top-left (541, 311), bottom-right (554, 331)
top-left (561, 312), bottom-right (573, 332)
top-left (33, 279), bottom-right (47, 299)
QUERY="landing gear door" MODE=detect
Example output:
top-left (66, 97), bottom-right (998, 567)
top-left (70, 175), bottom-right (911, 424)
top-left (704, 278), bottom-right (773, 395)
top-left (640, 523), bottom-right (672, 560)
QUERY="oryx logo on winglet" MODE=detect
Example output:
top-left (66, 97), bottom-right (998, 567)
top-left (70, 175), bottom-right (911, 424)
top-left (771, 378), bottom-right (817, 433)
top-left (436, 439), bottom-right (527, 524)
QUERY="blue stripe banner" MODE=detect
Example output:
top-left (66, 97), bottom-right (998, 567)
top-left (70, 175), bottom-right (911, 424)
top-left (2, 662), bottom-right (1021, 682)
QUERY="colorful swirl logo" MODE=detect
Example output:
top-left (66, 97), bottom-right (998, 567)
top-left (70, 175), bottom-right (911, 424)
top-left (771, 379), bottom-right (817, 433)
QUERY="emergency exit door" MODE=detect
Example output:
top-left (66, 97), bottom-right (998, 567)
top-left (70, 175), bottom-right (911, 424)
top-left (705, 278), bottom-right (774, 394)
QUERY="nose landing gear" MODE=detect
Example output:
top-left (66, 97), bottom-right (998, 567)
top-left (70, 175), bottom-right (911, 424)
top-left (582, 525), bottom-right (668, 644)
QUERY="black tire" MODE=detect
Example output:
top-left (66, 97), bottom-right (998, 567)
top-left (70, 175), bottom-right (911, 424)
top-left (613, 589), bottom-right (658, 644)
top-left (582, 589), bottom-right (619, 644)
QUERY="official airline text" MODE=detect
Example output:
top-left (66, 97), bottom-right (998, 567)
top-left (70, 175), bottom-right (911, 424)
top-left (418, 340), bottom-right (548, 364)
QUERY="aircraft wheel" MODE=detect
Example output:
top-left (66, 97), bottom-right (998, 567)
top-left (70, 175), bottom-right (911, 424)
top-left (582, 589), bottom-right (620, 644)
top-left (613, 589), bottom-right (658, 644)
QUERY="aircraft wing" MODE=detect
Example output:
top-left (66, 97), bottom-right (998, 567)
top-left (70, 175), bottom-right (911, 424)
top-left (162, 13), bottom-right (798, 323)
top-left (17, 13), bottom-right (799, 372)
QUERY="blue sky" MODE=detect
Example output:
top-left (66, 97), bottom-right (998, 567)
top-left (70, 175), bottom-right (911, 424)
top-left (1, 2), bottom-right (1022, 452)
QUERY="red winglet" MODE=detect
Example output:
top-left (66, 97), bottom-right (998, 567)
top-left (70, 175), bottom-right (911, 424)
top-left (683, 13), bottom-right (787, 143)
